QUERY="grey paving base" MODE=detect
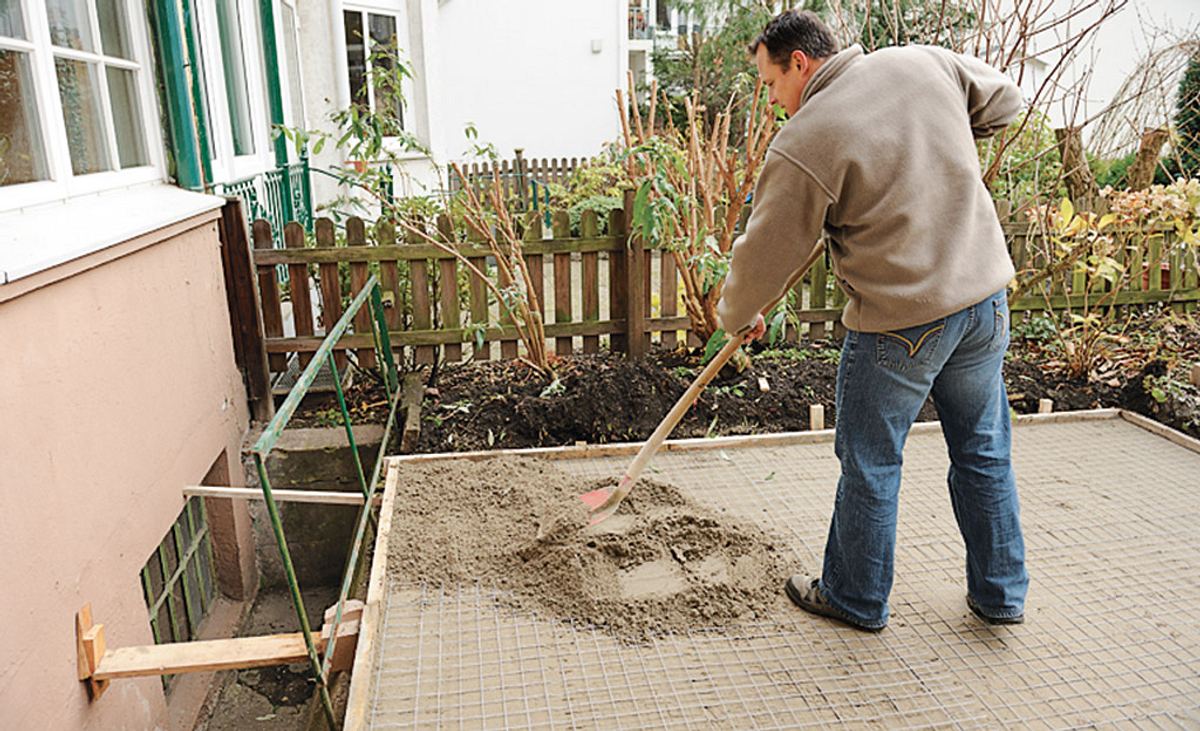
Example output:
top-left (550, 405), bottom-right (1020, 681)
top-left (368, 418), bottom-right (1200, 729)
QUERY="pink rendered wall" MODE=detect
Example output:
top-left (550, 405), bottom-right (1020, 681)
top-left (0, 212), bottom-right (252, 729)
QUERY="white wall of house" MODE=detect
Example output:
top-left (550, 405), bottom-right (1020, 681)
top-left (433, 0), bottom-right (628, 163)
top-left (299, 0), bottom-right (630, 206)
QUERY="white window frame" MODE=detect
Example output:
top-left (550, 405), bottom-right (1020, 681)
top-left (194, 0), bottom-right (274, 183)
top-left (341, 3), bottom-right (415, 139)
top-left (0, 0), bottom-right (164, 212)
top-left (275, 0), bottom-right (306, 162)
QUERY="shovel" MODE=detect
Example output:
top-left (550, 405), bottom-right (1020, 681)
top-left (579, 244), bottom-right (826, 525)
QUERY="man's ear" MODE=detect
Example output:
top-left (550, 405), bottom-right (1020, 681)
top-left (792, 49), bottom-right (809, 74)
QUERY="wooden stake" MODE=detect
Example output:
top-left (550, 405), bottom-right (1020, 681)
top-left (75, 604), bottom-right (110, 699)
top-left (809, 404), bottom-right (825, 431)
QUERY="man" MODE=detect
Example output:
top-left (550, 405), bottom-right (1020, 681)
top-left (717, 10), bottom-right (1028, 632)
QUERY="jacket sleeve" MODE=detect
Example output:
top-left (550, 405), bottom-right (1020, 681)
top-left (716, 149), bottom-right (830, 335)
top-left (947, 51), bottom-right (1023, 138)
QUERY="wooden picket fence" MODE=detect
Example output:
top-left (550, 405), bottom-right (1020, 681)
top-left (244, 203), bottom-right (1199, 380)
top-left (1004, 224), bottom-right (1200, 322)
top-left (448, 151), bottom-right (583, 207)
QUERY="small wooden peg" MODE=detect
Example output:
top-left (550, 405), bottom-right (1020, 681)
top-left (809, 404), bottom-right (825, 431)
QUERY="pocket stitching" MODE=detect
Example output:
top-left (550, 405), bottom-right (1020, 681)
top-left (880, 324), bottom-right (945, 358)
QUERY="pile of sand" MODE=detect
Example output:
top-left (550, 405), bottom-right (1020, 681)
top-left (386, 456), bottom-right (790, 641)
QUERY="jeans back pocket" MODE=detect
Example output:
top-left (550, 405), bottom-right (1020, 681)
top-left (875, 320), bottom-right (947, 371)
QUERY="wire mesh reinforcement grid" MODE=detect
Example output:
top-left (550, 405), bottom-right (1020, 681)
top-left (368, 418), bottom-right (1200, 729)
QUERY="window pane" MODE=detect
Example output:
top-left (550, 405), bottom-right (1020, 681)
top-left (96, 0), bottom-right (131, 59)
top-left (368, 13), bottom-right (402, 127)
top-left (343, 10), bottom-right (366, 109)
top-left (0, 50), bottom-right (49, 186)
top-left (0, 0), bottom-right (25, 39)
top-left (216, 0), bottom-right (255, 156)
top-left (281, 3), bottom-right (304, 129)
top-left (105, 66), bottom-right (147, 167)
top-left (45, 0), bottom-right (94, 51)
top-left (55, 57), bottom-right (112, 175)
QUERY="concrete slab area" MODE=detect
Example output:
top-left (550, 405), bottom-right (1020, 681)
top-left (355, 412), bottom-right (1200, 729)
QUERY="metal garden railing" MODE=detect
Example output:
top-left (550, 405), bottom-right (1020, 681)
top-left (250, 274), bottom-right (399, 727)
top-left (217, 157), bottom-right (314, 246)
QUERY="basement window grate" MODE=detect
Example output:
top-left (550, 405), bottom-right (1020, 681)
top-left (139, 497), bottom-right (217, 690)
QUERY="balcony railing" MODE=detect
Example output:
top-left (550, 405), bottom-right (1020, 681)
top-left (215, 157), bottom-right (313, 246)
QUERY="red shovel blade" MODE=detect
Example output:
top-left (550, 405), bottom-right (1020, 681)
top-left (578, 487), bottom-right (611, 509)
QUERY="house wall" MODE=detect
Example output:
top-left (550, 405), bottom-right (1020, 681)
top-left (300, 0), bottom-right (630, 207)
top-left (433, 0), bottom-right (628, 162)
top-left (0, 211), bottom-right (254, 730)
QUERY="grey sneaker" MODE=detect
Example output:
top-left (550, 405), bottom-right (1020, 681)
top-left (784, 574), bottom-right (886, 633)
top-left (967, 595), bottom-right (1024, 625)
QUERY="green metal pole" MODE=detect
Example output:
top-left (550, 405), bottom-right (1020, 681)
top-left (328, 354), bottom-right (372, 504)
top-left (258, 0), bottom-right (293, 222)
top-left (370, 283), bottom-right (399, 397)
top-left (147, 0), bottom-right (203, 189)
top-left (254, 455), bottom-right (337, 728)
top-left (320, 378), bottom-right (404, 682)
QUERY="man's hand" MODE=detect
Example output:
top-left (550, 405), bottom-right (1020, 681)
top-left (741, 313), bottom-right (766, 343)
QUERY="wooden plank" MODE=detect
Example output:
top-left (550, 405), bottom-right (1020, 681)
top-left (437, 215), bottom-right (463, 363)
top-left (406, 218), bottom-right (435, 366)
top-left (253, 220), bottom-right (287, 373)
top-left (1119, 409), bottom-right (1200, 455)
top-left (315, 218), bottom-right (348, 372)
top-left (400, 371), bottom-right (425, 453)
top-left (346, 218), bottom-right (376, 368)
top-left (831, 279), bottom-right (847, 339)
top-left (1010, 289), bottom-right (1200, 310)
top-left (345, 464), bottom-right (401, 729)
top-left (660, 248), bottom-right (678, 349)
top-left (524, 213), bottom-right (546, 320)
top-left (95, 633), bottom-right (319, 680)
top-left (217, 199), bottom-right (273, 421)
top-left (183, 485), bottom-right (375, 505)
top-left (251, 237), bottom-right (622, 263)
top-left (552, 211), bottom-right (573, 356)
top-left (1148, 236), bottom-right (1163, 292)
top-left (580, 210), bottom-right (601, 354)
top-left (385, 409), bottom-right (1124, 466)
top-left (468, 250), bottom-right (489, 361)
top-left (808, 249), bottom-right (828, 340)
top-left (264, 318), bottom-right (648, 352)
top-left (285, 222), bottom-right (315, 368)
top-left (1184, 233), bottom-right (1198, 313)
top-left (483, 221), bottom-right (517, 361)
top-left (624, 190), bottom-right (647, 358)
top-left (609, 207), bottom-right (627, 353)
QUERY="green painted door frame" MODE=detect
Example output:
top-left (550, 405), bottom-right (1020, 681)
top-left (258, 0), bottom-right (294, 224)
top-left (180, 0), bottom-right (214, 186)
top-left (147, 0), bottom-right (204, 189)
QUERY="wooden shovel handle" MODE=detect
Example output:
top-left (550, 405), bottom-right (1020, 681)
top-left (589, 243), bottom-right (826, 520)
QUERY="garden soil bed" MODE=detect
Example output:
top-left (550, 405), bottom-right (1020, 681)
top-left (289, 310), bottom-right (1199, 446)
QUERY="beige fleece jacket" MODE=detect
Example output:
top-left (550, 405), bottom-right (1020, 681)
top-left (717, 44), bottom-right (1022, 334)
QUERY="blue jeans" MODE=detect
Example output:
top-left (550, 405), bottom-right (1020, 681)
top-left (820, 289), bottom-right (1028, 628)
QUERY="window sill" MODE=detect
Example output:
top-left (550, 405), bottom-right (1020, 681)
top-left (0, 183), bottom-right (226, 285)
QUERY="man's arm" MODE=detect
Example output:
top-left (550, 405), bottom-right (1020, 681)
top-left (944, 50), bottom-right (1023, 139)
top-left (716, 149), bottom-right (830, 335)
